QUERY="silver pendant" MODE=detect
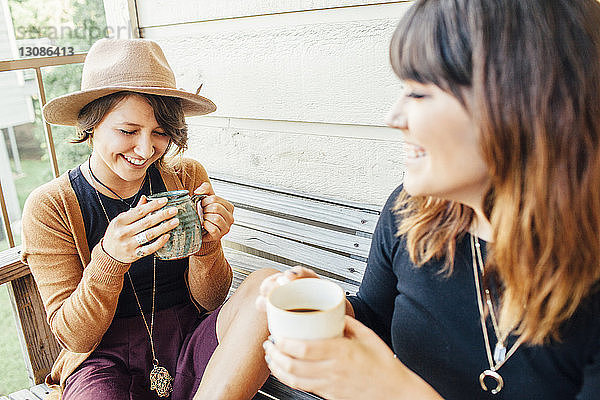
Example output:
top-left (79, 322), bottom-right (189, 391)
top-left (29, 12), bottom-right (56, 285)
top-left (150, 361), bottom-right (174, 398)
top-left (493, 342), bottom-right (507, 364)
top-left (479, 369), bottom-right (504, 395)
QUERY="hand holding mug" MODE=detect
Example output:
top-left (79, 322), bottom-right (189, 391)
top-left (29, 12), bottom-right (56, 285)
top-left (255, 266), bottom-right (319, 313)
top-left (101, 196), bottom-right (179, 263)
top-left (193, 181), bottom-right (234, 243)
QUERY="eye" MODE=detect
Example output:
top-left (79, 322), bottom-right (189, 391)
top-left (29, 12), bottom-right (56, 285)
top-left (406, 92), bottom-right (427, 99)
top-left (119, 129), bottom-right (136, 135)
top-left (153, 130), bottom-right (168, 136)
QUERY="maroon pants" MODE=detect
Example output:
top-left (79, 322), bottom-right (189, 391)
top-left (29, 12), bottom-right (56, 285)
top-left (62, 303), bottom-right (221, 400)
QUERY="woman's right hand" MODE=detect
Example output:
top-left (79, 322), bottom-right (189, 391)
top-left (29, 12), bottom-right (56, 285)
top-left (101, 196), bottom-right (180, 263)
top-left (255, 266), bottom-right (319, 312)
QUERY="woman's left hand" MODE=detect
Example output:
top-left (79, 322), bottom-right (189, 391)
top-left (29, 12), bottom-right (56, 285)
top-left (263, 316), bottom-right (442, 400)
top-left (194, 181), bottom-right (234, 243)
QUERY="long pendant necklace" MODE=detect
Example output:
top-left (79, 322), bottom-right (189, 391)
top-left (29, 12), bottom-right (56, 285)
top-left (90, 165), bottom-right (174, 397)
top-left (470, 234), bottom-right (524, 395)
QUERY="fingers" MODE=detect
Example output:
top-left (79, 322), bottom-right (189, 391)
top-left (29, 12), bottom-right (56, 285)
top-left (194, 181), bottom-right (215, 196)
top-left (271, 335), bottom-right (345, 361)
top-left (255, 267), bottom-right (319, 312)
top-left (287, 266), bottom-right (319, 279)
top-left (197, 194), bottom-right (235, 242)
top-left (128, 204), bottom-right (179, 236)
top-left (135, 232), bottom-right (171, 259)
top-left (263, 340), bottom-right (332, 391)
top-left (118, 196), bottom-right (168, 225)
top-left (202, 195), bottom-right (235, 215)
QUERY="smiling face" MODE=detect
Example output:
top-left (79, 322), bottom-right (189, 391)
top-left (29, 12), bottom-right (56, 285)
top-left (387, 81), bottom-right (490, 209)
top-left (89, 94), bottom-right (171, 193)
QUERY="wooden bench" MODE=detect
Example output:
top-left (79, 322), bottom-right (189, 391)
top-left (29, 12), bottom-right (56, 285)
top-left (0, 176), bottom-right (380, 399)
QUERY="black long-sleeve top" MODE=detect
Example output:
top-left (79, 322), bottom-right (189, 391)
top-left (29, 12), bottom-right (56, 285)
top-left (348, 185), bottom-right (600, 399)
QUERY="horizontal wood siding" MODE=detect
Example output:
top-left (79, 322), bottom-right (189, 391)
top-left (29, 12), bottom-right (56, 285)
top-left (137, 0), bottom-right (407, 27)
top-left (137, 1), bottom-right (408, 206)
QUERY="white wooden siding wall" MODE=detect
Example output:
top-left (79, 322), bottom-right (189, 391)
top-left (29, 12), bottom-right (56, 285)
top-left (137, 1), bottom-right (411, 206)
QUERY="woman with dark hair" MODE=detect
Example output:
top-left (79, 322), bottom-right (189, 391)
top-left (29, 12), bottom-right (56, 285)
top-left (21, 38), bottom-right (272, 399)
top-left (259, 0), bottom-right (600, 398)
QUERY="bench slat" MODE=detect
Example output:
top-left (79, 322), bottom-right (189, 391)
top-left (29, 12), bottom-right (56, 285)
top-left (225, 248), bottom-right (360, 296)
top-left (224, 225), bottom-right (366, 284)
top-left (212, 179), bottom-right (379, 234)
top-left (28, 384), bottom-right (51, 399)
top-left (233, 208), bottom-right (372, 259)
top-left (7, 389), bottom-right (42, 400)
top-left (258, 376), bottom-right (323, 400)
top-left (0, 246), bottom-right (28, 286)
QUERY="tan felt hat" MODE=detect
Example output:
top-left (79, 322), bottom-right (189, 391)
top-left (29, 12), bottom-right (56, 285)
top-left (42, 38), bottom-right (216, 126)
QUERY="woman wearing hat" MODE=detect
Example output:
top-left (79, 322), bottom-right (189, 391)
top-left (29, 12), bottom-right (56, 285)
top-left (21, 38), bottom-right (272, 399)
top-left (258, 0), bottom-right (600, 399)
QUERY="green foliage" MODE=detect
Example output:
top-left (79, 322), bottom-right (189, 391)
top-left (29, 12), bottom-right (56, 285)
top-left (0, 285), bottom-right (29, 395)
top-left (8, 0), bottom-right (108, 173)
top-left (9, 0), bottom-right (108, 52)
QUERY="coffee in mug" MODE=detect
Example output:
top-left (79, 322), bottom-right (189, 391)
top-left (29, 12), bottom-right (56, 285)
top-left (266, 278), bottom-right (346, 340)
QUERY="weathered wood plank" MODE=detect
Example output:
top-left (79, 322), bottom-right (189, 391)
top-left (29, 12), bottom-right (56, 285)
top-left (225, 247), bottom-right (360, 296)
top-left (260, 376), bottom-right (323, 400)
top-left (28, 384), bottom-right (51, 399)
top-left (8, 275), bottom-right (61, 385)
top-left (137, 0), bottom-right (405, 28)
top-left (7, 389), bottom-right (42, 400)
top-left (0, 246), bottom-right (29, 285)
top-left (211, 179), bottom-right (379, 233)
top-left (141, 6), bottom-right (407, 127)
top-left (224, 224), bottom-right (366, 283)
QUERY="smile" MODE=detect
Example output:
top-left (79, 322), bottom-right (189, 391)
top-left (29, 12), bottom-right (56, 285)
top-left (405, 143), bottom-right (427, 159)
top-left (122, 155), bottom-right (147, 166)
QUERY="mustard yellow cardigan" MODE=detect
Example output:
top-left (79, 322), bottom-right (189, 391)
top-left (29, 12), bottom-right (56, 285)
top-left (21, 158), bottom-right (232, 397)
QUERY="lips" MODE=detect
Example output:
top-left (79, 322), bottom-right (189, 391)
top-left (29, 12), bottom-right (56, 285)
top-left (122, 154), bottom-right (147, 167)
top-left (405, 143), bottom-right (427, 159)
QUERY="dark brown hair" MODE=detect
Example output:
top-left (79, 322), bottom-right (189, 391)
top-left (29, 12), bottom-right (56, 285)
top-left (390, 0), bottom-right (600, 344)
top-left (73, 91), bottom-right (188, 168)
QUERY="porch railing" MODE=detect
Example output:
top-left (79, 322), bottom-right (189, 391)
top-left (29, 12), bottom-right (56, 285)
top-left (0, 53), bottom-right (86, 248)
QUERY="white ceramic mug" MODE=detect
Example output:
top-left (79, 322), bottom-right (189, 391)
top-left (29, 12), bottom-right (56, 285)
top-left (266, 278), bottom-right (346, 340)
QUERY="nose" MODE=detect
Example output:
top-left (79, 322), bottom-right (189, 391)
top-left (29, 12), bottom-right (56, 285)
top-left (386, 97), bottom-right (408, 130)
top-left (133, 132), bottom-right (155, 159)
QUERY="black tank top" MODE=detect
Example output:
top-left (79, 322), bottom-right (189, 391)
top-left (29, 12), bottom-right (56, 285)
top-left (69, 164), bottom-right (194, 317)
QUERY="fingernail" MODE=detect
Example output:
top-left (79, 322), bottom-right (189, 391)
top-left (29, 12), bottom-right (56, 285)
top-left (168, 207), bottom-right (178, 215)
top-left (276, 275), bottom-right (290, 285)
top-left (288, 270), bottom-right (298, 275)
top-left (171, 218), bottom-right (179, 226)
top-left (268, 335), bottom-right (276, 344)
top-left (264, 354), bottom-right (272, 364)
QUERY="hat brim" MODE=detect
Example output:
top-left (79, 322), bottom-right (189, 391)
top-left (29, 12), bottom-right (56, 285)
top-left (42, 86), bottom-right (217, 126)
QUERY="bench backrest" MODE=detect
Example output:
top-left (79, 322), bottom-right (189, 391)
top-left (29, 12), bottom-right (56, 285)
top-left (211, 176), bottom-right (379, 296)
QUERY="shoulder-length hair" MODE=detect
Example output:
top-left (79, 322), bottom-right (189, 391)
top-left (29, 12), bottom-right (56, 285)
top-left (390, 0), bottom-right (600, 345)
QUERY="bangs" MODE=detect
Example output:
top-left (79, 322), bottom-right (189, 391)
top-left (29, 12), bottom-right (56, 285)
top-left (390, 0), bottom-right (472, 100)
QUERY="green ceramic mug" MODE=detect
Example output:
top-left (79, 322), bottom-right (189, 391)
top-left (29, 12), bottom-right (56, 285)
top-left (147, 190), bottom-right (206, 260)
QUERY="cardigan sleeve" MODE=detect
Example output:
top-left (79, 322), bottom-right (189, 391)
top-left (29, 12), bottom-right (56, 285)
top-left (175, 158), bottom-right (233, 311)
top-left (21, 182), bottom-right (130, 353)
